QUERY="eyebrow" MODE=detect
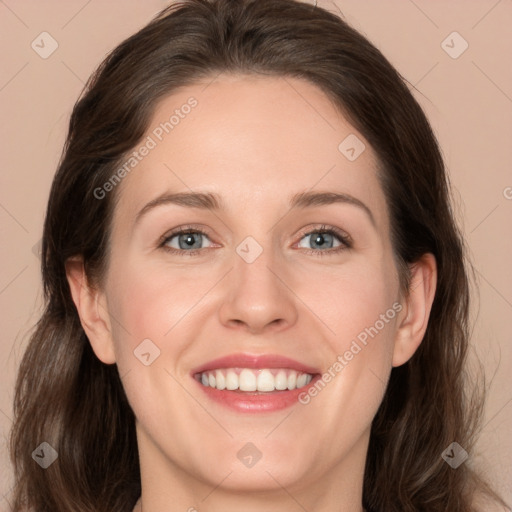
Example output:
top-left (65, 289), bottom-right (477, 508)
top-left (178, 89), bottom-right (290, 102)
top-left (135, 190), bottom-right (376, 227)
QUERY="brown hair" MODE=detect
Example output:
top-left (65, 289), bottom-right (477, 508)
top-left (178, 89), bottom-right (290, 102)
top-left (9, 0), bottom-right (509, 511)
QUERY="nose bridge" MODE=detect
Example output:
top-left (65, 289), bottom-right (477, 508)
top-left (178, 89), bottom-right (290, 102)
top-left (217, 232), bottom-right (298, 333)
top-left (235, 234), bottom-right (278, 288)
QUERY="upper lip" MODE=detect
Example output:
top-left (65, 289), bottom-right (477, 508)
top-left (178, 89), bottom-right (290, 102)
top-left (191, 353), bottom-right (321, 376)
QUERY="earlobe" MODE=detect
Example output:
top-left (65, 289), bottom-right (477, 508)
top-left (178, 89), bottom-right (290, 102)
top-left (392, 253), bottom-right (437, 367)
top-left (65, 257), bottom-right (117, 364)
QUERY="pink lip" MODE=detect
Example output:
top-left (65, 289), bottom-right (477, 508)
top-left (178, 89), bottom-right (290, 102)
top-left (191, 353), bottom-right (320, 375)
top-left (191, 353), bottom-right (321, 413)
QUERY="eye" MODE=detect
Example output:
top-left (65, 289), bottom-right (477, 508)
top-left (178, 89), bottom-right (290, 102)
top-left (160, 225), bottom-right (213, 256)
top-left (296, 225), bottom-right (352, 256)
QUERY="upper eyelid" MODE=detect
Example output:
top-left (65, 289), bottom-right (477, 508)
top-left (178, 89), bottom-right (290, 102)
top-left (298, 225), bottom-right (351, 241)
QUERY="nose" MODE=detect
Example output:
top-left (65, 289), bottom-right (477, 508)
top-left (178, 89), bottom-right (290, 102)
top-left (218, 242), bottom-right (299, 335)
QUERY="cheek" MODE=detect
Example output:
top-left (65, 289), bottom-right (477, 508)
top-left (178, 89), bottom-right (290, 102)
top-left (287, 265), bottom-right (399, 470)
top-left (301, 257), bottom-right (400, 351)
top-left (106, 261), bottom-right (205, 353)
top-left (103, 265), bottom-right (200, 430)
top-left (299, 256), bottom-right (400, 409)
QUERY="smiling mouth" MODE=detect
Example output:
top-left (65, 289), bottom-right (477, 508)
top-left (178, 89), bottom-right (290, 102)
top-left (194, 368), bottom-right (314, 392)
top-left (191, 353), bottom-right (321, 412)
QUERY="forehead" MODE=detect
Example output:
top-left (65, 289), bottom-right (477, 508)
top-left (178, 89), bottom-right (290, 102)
top-left (112, 73), bottom-right (387, 228)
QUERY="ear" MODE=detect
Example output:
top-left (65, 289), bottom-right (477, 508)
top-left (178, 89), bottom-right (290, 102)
top-left (65, 257), bottom-right (116, 364)
top-left (392, 253), bottom-right (437, 367)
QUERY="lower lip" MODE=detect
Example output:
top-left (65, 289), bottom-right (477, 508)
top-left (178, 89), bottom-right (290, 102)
top-left (194, 375), bottom-right (320, 413)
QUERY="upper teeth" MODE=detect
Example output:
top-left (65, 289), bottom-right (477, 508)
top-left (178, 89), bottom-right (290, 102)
top-left (198, 368), bottom-right (313, 392)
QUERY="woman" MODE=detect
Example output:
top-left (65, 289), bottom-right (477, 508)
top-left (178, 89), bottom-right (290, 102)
top-left (9, 0), bottom-right (509, 510)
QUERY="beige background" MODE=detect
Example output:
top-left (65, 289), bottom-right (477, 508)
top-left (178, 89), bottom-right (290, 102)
top-left (0, 0), bottom-right (511, 509)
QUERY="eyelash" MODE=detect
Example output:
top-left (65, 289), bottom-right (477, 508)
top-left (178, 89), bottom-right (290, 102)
top-left (158, 224), bottom-right (352, 257)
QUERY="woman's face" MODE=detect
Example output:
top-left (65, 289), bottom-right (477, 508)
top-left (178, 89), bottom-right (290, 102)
top-left (79, 74), bottom-right (429, 503)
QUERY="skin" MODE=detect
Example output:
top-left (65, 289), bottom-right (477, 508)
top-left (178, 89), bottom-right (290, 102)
top-left (66, 74), bottom-right (436, 512)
